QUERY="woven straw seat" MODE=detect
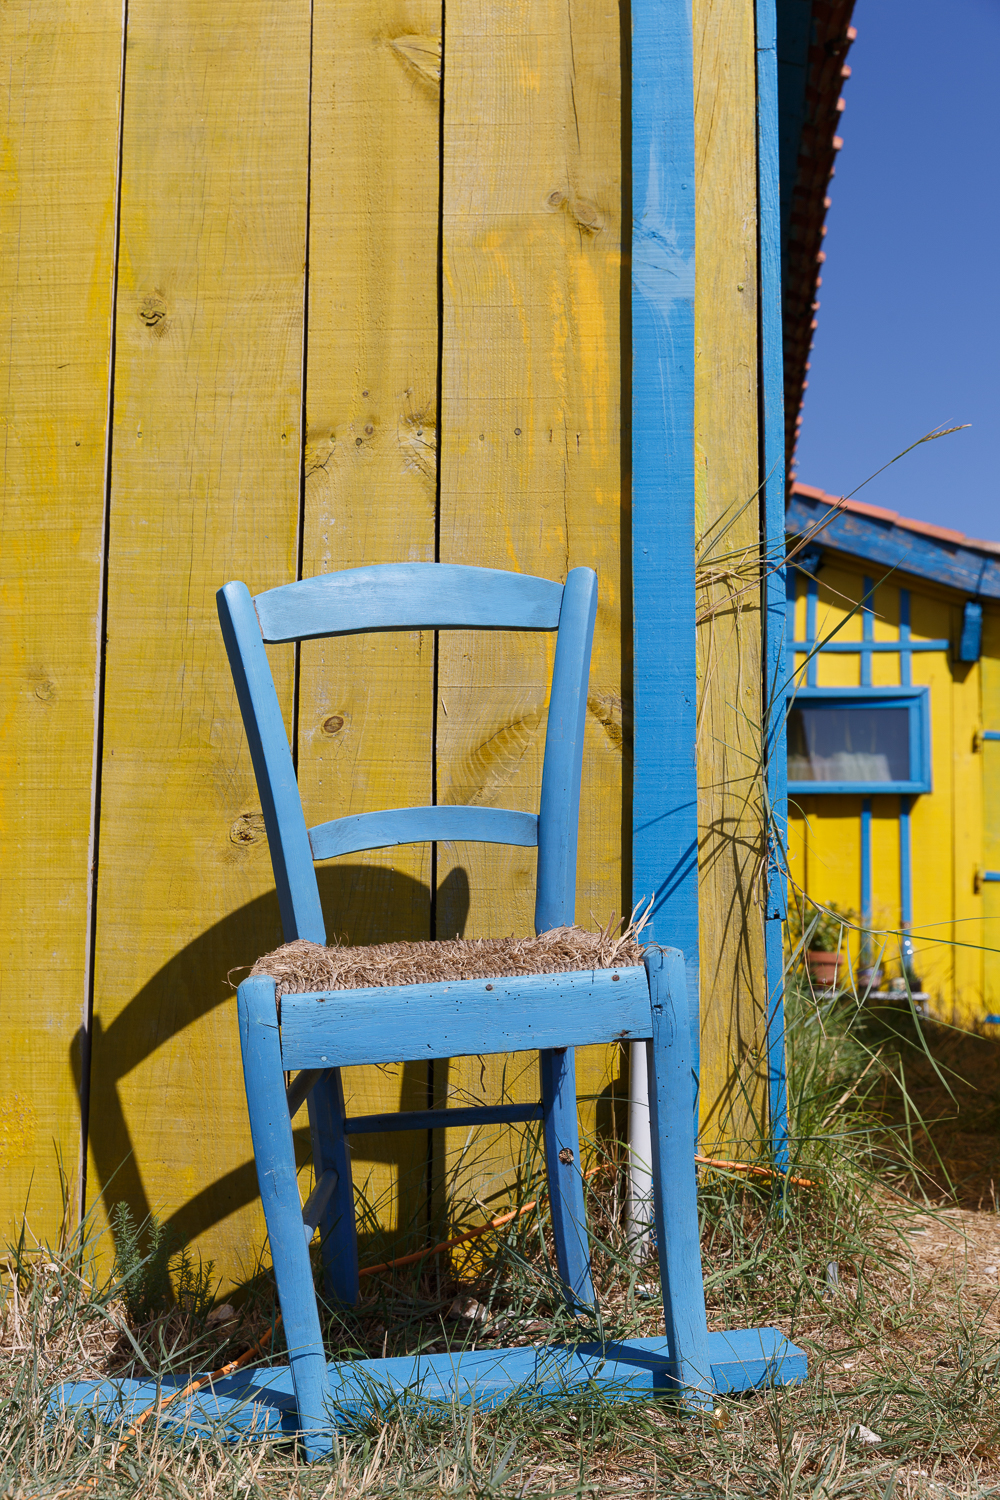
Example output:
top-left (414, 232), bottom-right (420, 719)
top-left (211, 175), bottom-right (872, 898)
top-left (250, 923), bottom-right (645, 997)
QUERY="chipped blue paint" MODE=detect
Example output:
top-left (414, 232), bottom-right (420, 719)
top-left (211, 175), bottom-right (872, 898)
top-left (786, 493), bottom-right (1000, 600)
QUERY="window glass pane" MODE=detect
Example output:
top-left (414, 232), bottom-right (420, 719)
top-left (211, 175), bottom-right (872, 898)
top-left (787, 704), bottom-right (910, 783)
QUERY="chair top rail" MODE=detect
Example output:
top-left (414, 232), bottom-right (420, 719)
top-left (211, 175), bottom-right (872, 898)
top-left (308, 805), bottom-right (539, 862)
top-left (254, 563), bottom-right (565, 643)
top-left (259, 966), bottom-right (651, 1069)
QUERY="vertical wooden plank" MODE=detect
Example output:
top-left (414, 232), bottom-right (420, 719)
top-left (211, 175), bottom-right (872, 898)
top-left (0, 1), bottom-right (123, 1243)
top-left (951, 625), bottom-right (982, 1027)
top-left (981, 608), bottom-right (1000, 1012)
top-left (692, 0), bottom-right (765, 1153)
top-left (755, 0), bottom-right (789, 1164)
top-left (436, 0), bottom-right (623, 1216)
top-left (298, 0), bottom-right (443, 1251)
top-left (86, 1), bottom-right (311, 1277)
top-left (631, 0), bottom-right (698, 1055)
top-left (909, 596), bottom-right (955, 1015)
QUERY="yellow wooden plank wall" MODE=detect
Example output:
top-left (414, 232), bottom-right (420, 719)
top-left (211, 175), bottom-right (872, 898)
top-left (298, 0), bottom-right (443, 1252)
top-left (1, 0), bottom-right (786, 1276)
top-left (692, 0), bottom-right (766, 1153)
top-left (0, 1), bottom-right (123, 1244)
top-left (436, 0), bottom-right (624, 1220)
top-left (85, 1), bottom-right (311, 1271)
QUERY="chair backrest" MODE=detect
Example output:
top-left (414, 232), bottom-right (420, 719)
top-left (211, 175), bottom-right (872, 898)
top-left (217, 563), bottom-right (598, 947)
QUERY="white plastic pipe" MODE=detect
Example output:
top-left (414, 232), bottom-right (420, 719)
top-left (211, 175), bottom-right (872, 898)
top-left (625, 1039), bottom-right (653, 1256)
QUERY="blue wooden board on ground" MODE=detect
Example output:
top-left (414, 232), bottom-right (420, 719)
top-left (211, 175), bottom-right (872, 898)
top-left (54, 1329), bottom-right (806, 1444)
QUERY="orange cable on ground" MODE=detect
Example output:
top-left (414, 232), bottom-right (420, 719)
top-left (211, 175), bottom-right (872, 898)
top-left (695, 1154), bottom-right (817, 1189)
top-left (111, 1314), bottom-right (283, 1455)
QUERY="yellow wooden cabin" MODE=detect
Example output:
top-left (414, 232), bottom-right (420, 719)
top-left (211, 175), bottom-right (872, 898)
top-left (786, 483), bottom-right (1000, 1028)
top-left (0, 0), bottom-right (853, 1290)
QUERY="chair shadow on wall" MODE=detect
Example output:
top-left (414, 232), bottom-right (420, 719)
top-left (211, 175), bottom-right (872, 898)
top-left (72, 862), bottom-right (472, 1274)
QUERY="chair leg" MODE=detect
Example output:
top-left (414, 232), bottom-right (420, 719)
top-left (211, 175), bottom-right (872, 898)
top-left (306, 1068), bottom-right (359, 1305)
top-left (238, 978), bottom-right (332, 1459)
top-left (540, 1046), bottom-right (594, 1310)
top-left (643, 949), bottom-right (713, 1407)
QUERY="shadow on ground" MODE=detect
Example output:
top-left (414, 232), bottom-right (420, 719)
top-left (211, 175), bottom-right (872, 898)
top-left (865, 999), bottom-right (1000, 1206)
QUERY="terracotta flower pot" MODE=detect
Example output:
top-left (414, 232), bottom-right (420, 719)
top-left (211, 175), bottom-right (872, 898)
top-left (806, 950), bottom-right (844, 987)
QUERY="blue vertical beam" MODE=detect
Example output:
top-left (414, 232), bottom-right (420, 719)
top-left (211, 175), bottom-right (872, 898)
top-left (899, 794), bottom-right (912, 928)
top-left (756, 0), bottom-right (788, 1166)
top-left (898, 587), bottom-right (916, 983)
top-left (861, 576), bottom-right (874, 687)
top-left (899, 588), bottom-right (912, 686)
top-left (806, 573), bottom-right (818, 686)
top-left (899, 792), bottom-right (917, 981)
top-left (631, 0), bottom-right (699, 1065)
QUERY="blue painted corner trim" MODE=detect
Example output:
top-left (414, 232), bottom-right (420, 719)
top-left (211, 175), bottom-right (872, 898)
top-left (632, 0), bottom-right (700, 1069)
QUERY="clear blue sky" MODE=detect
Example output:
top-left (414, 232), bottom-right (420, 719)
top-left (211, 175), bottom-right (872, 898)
top-left (793, 0), bottom-right (1000, 541)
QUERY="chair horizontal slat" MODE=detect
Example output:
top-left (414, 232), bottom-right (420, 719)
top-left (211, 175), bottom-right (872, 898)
top-left (309, 806), bottom-right (539, 861)
top-left (254, 564), bottom-right (564, 643)
top-left (343, 1102), bottom-right (543, 1135)
top-left (286, 1068), bottom-right (331, 1118)
top-left (276, 967), bottom-right (650, 1070)
top-left (302, 1168), bottom-right (339, 1240)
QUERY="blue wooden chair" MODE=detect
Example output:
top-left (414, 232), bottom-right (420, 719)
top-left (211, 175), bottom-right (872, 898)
top-left (217, 563), bottom-right (803, 1459)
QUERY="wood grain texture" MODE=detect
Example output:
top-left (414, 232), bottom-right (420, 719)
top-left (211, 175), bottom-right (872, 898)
top-left (436, 0), bottom-right (624, 1218)
top-left (630, 0), bottom-right (699, 1061)
top-left (297, 0), bottom-right (443, 1251)
top-left (0, 0), bottom-right (123, 1241)
top-left (692, 0), bottom-right (765, 1152)
top-left (279, 968), bottom-right (650, 1069)
top-left (86, 0), bottom-right (311, 1279)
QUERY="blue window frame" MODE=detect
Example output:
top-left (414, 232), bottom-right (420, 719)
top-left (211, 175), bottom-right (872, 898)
top-left (786, 686), bottom-right (931, 795)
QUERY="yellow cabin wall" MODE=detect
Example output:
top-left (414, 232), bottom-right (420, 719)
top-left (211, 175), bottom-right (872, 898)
top-left (1, 0), bottom-right (777, 1280)
top-left (789, 555), bottom-right (993, 1029)
top-left (0, 1), bottom-right (123, 1244)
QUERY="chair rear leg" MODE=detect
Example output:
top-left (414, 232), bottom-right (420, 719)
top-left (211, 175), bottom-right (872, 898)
top-left (238, 978), bottom-right (332, 1459)
top-left (540, 1046), bottom-right (594, 1310)
top-left (307, 1069), bottom-right (360, 1305)
top-left (643, 949), bottom-right (712, 1407)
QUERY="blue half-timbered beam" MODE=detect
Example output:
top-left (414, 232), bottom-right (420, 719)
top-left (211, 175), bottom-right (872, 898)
top-left (786, 492), bottom-right (1000, 599)
top-left (791, 639), bottom-right (948, 654)
top-left (631, 0), bottom-right (699, 1063)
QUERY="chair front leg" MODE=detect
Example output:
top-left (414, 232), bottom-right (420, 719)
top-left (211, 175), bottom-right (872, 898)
top-left (540, 1045), bottom-right (595, 1311)
top-left (238, 977), bottom-right (333, 1459)
top-left (642, 949), bottom-right (712, 1407)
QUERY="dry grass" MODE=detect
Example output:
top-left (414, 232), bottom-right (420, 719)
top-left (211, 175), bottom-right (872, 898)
top-left (5, 980), bottom-right (1000, 1497)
